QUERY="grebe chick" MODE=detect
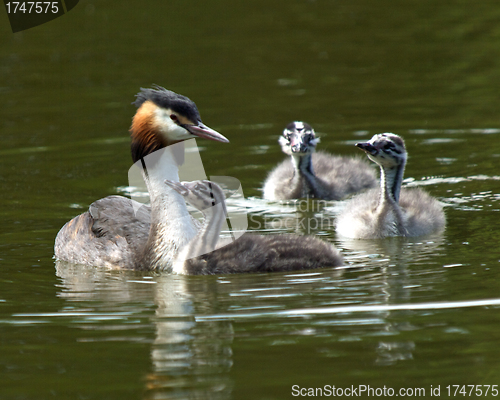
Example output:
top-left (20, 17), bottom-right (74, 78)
top-left (166, 179), bottom-right (343, 275)
top-left (165, 180), bottom-right (228, 272)
top-left (263, 121), bottom-right (377, 201)
top-left (54, 86), bottom-right (229, 271)
top-left (335, 133), bottom-right (445, 239)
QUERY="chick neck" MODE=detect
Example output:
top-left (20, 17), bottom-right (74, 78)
top-left (172, 194), bottom-right (226, 274)
top-left (291, 151), bottom-right (324, 198)
top-left (376, 157), bottom-right (407, 235)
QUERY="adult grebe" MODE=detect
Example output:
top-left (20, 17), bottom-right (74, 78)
top-left (335, 133), bottom-right (445, 239)
top-left (54, 86), bottom-right (229, 270)
top-left (263, 121), bottom-right (377, 200)
top-left (165, 179), bottom-right (343, 275)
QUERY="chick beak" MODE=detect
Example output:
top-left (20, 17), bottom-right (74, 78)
top-left (356, 142), bottom-right (377, 155)
top-left (164, 180), bottom-right (189, 196)
top-left (290, 136), bottom-right (306, 153)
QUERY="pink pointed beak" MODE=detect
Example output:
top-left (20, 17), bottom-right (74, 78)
top-left (184, 122), bottom-right (229, 143)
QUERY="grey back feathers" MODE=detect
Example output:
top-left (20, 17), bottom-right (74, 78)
top-left (336, 187), bottom-right (445, 239)
top-left (54, 196), bottom-right (151, 269)
top-left (184, 234), bottom-right (343, 275)
top-left (263, 122), bottom-right (377, 200)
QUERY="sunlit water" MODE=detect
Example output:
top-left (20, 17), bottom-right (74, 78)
top-left (2, 0), bottom-right (500, 399)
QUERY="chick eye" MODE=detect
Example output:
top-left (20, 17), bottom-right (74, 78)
top-left (283, 130), bottom-right (293, 140)
top-left (170, 114), bottom-right (179, 122)
top-left (383, 143), bottom-right (394, 150)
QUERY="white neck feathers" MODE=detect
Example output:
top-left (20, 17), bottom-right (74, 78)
top-left (141, 145), bottom-right (197, 270)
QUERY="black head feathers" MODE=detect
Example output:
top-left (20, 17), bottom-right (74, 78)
top-left (133, 85), bottom-right (201, 123)
top-left (285, 121), bottom-right (314, 132)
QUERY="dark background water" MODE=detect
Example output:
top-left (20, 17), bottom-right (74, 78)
top-left (2, 0), bottom-right (500, 399)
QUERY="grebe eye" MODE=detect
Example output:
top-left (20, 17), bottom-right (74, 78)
top-left (383, 143), bottom-right (394, 150)
top-left (170, 114), bottom-right (178, 122)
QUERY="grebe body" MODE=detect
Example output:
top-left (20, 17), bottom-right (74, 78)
top-left (335, 133), bottom-right (445, 239)
top-left (54, 86), bottom-right (229, 271)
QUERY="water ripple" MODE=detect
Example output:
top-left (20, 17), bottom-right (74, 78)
top-left (195, 298), bottom-right (500, 322)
